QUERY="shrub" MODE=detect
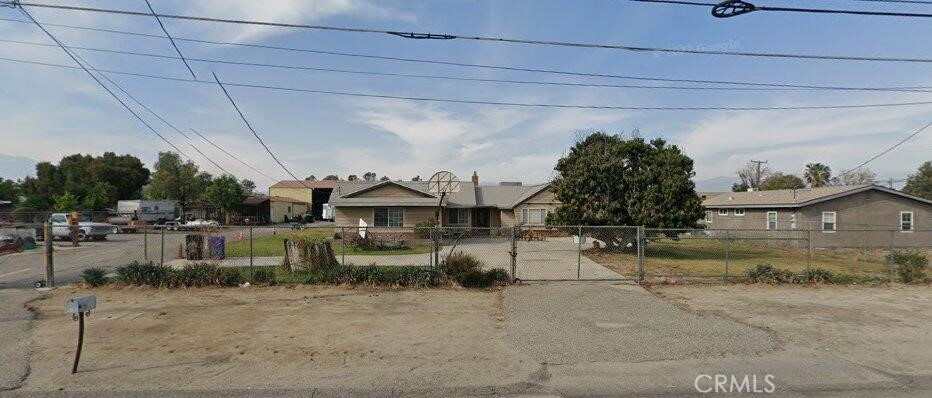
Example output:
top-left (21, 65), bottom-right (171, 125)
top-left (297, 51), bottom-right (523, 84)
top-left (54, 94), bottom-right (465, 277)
top-left (746, 263), bottom-right (796, 284)
top-left (413, 218), bottom-right (439, 239)
top-left (889, 250), bottom-right (928, 283)
top-left (440, 251), bottom-right (509, 287)
top-left (350, 234), bottom-right (377, 251)
top-left (802, 268), bottom-right (834, 284)
top-left (116, 261), bottom-right (174, 287)
top-left (219, 267), bottom-right (244, 286)
top-left (250, 267), bottom-right (277, 285)
top-left (334, 265), bottom-right (443, 287)
top-left (81, 267), bottom-right (108, 287)
top-left (173, 263), bottom-right (224, 287)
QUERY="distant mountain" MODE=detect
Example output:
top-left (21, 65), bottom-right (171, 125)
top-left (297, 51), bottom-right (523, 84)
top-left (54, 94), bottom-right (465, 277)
top-left (694, 176), bottom-right (736, 192)
top-left (0, 154), bottom-right (37, 180)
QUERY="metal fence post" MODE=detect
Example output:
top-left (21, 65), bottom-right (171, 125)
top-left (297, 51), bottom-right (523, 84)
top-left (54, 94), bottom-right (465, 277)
top-left (577, 226), bottom-right (583, 280)
top-left (341, 227), bottom-right (346, 266)
top-left (510, 226), bottom-right (518, 282)
top-left (160, 226), bottom-right (165, 266)
top-left (636, 226), bottom-right (645, 284)
top-left (143, 225), bottom-right (148, 262)
top-left (249, 225), bottom-right (254, 278)
top-left (806, 229), bottom-right (812, 283)
top-left (888, 230), bottom-right (895, 283)
top-left (723, 230), bottom-right (730, 284)
top-left (44, 222), bottom-right (54, 288)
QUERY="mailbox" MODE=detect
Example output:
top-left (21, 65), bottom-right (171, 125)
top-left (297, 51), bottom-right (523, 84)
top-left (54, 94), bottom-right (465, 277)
top-left (66, 295), bottom-right (96, 315)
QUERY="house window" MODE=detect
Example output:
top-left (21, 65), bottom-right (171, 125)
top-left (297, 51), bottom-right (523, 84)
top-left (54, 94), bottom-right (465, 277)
top-left (374, 207), bottom-right (404, 227)
top-left (900, 211), bottom-right (913, 232)
top-left (821, 211), bottom-right (836, 232)
top-left (521, 208), bottom-right (548, 225)
top-left (766, 211), bottom-right (778, 230)
top-left (704, 211), bottom-right (713, 223)
top-left (734, 209), bottom-right (745, 216)
top-left (718, 209), bottom-right (728, 216)
top-left (447, 208), bottom-right (470, 225)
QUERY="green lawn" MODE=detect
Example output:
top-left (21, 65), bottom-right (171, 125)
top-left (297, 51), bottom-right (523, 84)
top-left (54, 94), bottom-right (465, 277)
top-left (226, 230), bottom-right (431, 258)
top-left (585, 237), bottom-right (894, 279)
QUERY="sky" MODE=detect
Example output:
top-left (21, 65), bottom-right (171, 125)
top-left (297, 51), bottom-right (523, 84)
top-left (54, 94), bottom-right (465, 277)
top-left (0, 0), bottom-right (930, 192)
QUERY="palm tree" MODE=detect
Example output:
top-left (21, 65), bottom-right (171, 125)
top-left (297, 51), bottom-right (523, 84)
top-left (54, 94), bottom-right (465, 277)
top-left (804, 163), bottom-right (832, 187)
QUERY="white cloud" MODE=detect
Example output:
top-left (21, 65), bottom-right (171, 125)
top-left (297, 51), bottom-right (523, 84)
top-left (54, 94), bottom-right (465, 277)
top-left (162, 0), bottom-right (416, 42)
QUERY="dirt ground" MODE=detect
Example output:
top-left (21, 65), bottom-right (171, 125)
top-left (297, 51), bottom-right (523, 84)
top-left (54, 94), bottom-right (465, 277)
top-left (652, 284), bottom-right (932, 377)
top-left (23, 285), bottom-right (539, 392)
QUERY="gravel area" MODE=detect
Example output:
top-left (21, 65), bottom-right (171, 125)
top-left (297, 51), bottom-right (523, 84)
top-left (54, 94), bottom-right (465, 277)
top-left (504, 282), bottom-right (777, 364)
top-left (0, 289), bottom-right (37, 391)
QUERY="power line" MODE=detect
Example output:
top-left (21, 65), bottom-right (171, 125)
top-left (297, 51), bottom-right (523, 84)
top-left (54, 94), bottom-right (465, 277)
top-left (4, 37), bottom-right (932, 94)
top-left (2, 17), bottom-right (930, 93)
top-left (844, 121), bottom-right (932, 173)
top-left (142, 0), bottom-right (195, 78)
top-left (63, 41), bottom-right (240, 179)
top-left (12, 5), bottom-right (191, 160)
top-left (628, 0), bottom-right (932, 17)
top-left (3, 54), bottom-right (932, 111)
top-left (3, 1), bottom-right (931, 63)
top-left (189, 128), bottom-right (280, 183)
top-left (210, 71), bottom-right (311, 189)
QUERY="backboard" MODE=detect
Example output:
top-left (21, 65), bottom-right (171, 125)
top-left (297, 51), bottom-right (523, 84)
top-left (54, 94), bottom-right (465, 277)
top-left (427, 171), bottom-right (461, 196)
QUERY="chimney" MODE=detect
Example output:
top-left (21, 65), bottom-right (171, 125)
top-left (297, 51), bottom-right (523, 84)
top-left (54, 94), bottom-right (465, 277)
top-left (471, 171), bottom-right (479, 187)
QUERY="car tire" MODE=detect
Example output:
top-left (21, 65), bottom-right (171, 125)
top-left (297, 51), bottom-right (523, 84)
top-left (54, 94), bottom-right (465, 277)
top-left (78, 231), bottom-right (87, 241)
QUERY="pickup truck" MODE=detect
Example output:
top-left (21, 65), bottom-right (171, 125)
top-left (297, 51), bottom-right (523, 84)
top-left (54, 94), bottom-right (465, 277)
top-left (48, 213), bottom-right (117, 241)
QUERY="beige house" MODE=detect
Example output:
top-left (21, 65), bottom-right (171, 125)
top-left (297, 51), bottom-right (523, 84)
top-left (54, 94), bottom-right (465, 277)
top-left (323, 172), bottom-right (559, 229)
top-left (702, 185), bottom-right (932, 247)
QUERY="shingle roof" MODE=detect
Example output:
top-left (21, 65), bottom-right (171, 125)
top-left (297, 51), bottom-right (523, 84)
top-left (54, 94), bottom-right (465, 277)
top-left (327, 197), bottom-right (439, 207)
top-left (327, 180), bottom-right (551, 209)
top-left (702, 185), bottom-right (932, 208)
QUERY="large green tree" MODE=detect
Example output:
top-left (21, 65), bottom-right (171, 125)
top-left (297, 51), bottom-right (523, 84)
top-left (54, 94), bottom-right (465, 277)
top-left (903, 161), bottom-right (932, 200)
top-left (82, 181), bottom-right (117, 211)
top-left (204, 175), bottom-right (246, 224)
top-left (20, 153), bottom-right (149, 210)
top-left (804, 163), bottom-right (832, 187)
top-left (0, 178), bottom-right (21, 204)
top-left (548, 132), bottom-right (705, 248)
top-left (144, 152), bottom-right (212, 217)
top-left (761, 173), bottom-right (806, 190)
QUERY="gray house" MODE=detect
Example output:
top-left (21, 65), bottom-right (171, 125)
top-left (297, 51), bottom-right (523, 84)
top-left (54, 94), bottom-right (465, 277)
top-left (702, 185), bottom-right (931, 247)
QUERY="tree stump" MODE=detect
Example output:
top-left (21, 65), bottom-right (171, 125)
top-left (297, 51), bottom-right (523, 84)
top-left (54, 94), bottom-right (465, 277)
top-left (298, 239), bottom-right (339, 271)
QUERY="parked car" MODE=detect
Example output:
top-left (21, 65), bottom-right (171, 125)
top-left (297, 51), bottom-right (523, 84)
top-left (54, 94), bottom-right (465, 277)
top-left (182, 219), bottom-right (220, 230)
top-left (47, 213), bottom-right (116, 241)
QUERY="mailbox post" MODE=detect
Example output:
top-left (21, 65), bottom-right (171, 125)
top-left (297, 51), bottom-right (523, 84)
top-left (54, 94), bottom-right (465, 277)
top-left (66, 296), bottom-right (96, 374)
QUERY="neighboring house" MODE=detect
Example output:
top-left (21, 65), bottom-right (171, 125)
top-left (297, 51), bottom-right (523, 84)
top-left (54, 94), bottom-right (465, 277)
top-left (321, 172), bottom-right (559, 230)
top-left (268, 180), bottom-right (339, 220)
top-left (702, 185), bottom-right (931, 247)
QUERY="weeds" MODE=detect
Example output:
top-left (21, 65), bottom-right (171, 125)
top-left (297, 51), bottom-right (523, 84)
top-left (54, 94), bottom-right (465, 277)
top-left (888, 250), bottom-right (928, 283)
top-left (81, 267), bottom-right (108, 287)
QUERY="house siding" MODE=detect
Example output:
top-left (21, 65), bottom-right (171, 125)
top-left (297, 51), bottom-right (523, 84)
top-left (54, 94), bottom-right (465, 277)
top-left (333, 206), bottom-right (434, 229)
top-left (269, 201), bottom-right (309, 223)
top-left (705, 189), bottom-right (931, 248)
top-left (514, 189), bottom-right (559, 225)
top-left (268, 187), bottom-right (311, 204)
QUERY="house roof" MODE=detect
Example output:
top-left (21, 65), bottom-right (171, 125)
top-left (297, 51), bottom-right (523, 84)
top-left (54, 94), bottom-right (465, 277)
top-left (243, 195), bottom-right (309, 205)
top-left (703, 184), bottom-right (932, 208)
top-left (327, 179), bottom-right (552, 210)
top-left (269, 180), bottom-right (339, 189)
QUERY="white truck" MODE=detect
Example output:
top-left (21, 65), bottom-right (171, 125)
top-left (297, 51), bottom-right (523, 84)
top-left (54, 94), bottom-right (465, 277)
top-left (48, 213), bottom-right (117, 241)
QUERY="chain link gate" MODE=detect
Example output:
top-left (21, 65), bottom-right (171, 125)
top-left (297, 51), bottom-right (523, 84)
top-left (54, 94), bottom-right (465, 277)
top-left (512, 225), bottom-right (639, 281)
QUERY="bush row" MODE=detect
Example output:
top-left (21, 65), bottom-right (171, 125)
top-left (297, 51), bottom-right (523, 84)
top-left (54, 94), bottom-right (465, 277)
top-left (83, 251), bottom-right (509, 289)
top-left (746, 249), bottom-right (928, 284)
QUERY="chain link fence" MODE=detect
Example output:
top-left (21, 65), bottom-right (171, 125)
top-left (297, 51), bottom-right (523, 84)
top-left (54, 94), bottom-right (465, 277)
top-left (2, 222), bottom-right (928, 287)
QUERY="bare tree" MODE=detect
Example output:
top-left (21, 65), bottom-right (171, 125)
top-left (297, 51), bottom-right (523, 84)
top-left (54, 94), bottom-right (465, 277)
top-left (736, 161), bottom-right (771, 190)
top-left (838, 168), bottom-right (876, 185)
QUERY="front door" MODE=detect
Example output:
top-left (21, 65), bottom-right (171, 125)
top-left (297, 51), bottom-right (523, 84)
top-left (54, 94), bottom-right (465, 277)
top-left (473, 208), bottom-right (490, 228)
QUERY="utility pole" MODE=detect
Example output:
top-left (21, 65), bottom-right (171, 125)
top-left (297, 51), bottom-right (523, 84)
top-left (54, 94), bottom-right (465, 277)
top-left (888, 177), bottom-right (894, 189)
top-left (750, 160), bottom-right (768, 189)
